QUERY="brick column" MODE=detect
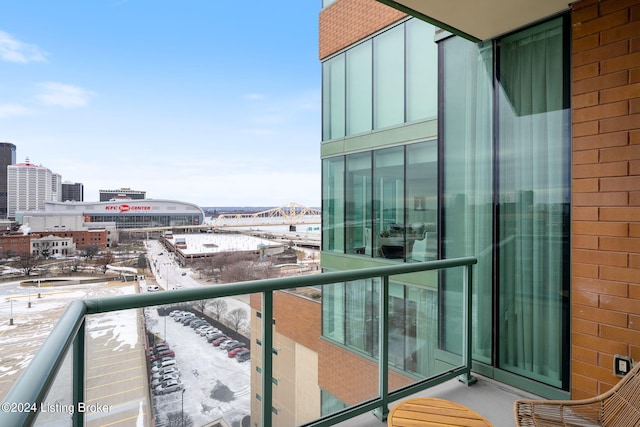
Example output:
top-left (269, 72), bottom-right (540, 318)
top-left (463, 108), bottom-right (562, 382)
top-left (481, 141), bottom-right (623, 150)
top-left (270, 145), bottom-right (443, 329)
top-left (571, 0), bottom-right (640, 400)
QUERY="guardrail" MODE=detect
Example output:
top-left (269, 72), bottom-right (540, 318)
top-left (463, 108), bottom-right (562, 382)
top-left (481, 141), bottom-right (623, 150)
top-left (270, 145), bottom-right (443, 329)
top-left (1, 256), bottom-right (477, 427)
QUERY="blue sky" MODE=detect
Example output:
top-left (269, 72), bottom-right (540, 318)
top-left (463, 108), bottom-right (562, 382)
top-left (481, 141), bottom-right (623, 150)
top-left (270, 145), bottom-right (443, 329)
top-left (0, 1), bottom-right (321, 207)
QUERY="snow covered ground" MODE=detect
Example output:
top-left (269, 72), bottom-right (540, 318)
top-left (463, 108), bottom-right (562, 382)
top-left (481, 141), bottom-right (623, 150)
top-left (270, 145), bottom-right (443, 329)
top-left (145, 308), bottom-right (251, 426)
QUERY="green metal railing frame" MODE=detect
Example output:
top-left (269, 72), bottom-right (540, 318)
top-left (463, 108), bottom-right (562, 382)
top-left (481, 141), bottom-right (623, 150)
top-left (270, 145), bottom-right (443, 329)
top-left (1, 256), bottom-right (477, 427)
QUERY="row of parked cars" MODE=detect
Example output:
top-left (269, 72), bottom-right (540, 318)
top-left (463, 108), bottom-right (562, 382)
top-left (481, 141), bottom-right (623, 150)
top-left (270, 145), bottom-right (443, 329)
top-left (170, 310), bottom-right (251, 363)
top-left (148, 343), bottom-right (183, 395)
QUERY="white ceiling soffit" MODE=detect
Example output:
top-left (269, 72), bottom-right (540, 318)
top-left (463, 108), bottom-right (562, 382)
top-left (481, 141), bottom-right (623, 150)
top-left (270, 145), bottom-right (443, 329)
top-left (378, 0), bottom-right (571, 42)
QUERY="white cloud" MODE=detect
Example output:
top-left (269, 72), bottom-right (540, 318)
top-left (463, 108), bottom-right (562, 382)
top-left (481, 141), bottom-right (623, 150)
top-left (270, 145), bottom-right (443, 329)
top-left (36, 82), bottom-right (96, 108)
top-left (0, 103), bottom-right (34, 118)
top-left (0, 30), bottom-right (47, 63)
top-left (243, 93), bottom-right (265, 101)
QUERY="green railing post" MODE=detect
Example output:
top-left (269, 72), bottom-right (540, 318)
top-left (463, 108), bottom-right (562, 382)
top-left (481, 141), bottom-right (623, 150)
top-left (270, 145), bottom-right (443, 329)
top-left (373, 275), bottom-right (390, 421)
top-left (72, 320), bottom-right (85, 427)
top-left (458, 264), bottom-right (477, 385)
top-left (262, 290), bottom-right (274, 427)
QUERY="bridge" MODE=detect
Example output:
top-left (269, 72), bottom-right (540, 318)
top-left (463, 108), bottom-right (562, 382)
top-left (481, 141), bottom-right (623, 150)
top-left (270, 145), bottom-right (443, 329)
top-left (210, 202), bottom-right (321, 228)
top-left (123, 202), bottom-right (321, 234)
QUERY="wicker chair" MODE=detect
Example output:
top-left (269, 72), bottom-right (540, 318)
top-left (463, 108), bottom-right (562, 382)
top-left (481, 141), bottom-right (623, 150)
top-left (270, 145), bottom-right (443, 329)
top-left (514, 362), bottom-right (640, 426)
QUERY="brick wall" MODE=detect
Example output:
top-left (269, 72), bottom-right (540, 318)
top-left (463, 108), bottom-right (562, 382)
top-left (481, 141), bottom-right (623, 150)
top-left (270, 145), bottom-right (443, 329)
top-left (319, 0), bottom-right (406, 60)
top-left (318, 339), bottom-right (414, 405)
top-left (571, 0), bottom-right (640, 400)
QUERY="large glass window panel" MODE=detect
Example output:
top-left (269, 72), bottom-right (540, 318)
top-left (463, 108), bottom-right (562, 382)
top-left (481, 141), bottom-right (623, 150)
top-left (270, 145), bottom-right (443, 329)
top-left (406, 19), bottom-right (438, 121)
top-left (322, 55), bottom-right (345, 141)
top-left (346, 41), bottom-right (372, 136)
top-left (406, 141), bottom-right (438, 263)
top-left (442, 37), bottom-right (494, 362)
top-left (345, 279), bottom-right (379, 356)
top-left (374, 25), bottom-right (404, 129)
top-left (322, 157), bottom-right (345, 253)
top-left (406, 285), bottom-right (438, 376)
top-left (345, 153), bottom-right (372, 255)
top-left (373, 147), bottom-right (404, 259)
top-left (322, 282), bottom-right (345, 343)
top-left (497, 18), bottom-right (569, 388)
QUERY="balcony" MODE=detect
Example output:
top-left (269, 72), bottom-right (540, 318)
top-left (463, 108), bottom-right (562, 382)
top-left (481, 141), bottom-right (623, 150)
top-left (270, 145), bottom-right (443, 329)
top-left (1, 256), bottom-right (533, 426)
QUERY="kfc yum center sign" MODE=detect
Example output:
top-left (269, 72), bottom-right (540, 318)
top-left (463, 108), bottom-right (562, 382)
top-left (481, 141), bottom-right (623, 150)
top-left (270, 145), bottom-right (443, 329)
top-left (104, 204), bottom-right (151, 212)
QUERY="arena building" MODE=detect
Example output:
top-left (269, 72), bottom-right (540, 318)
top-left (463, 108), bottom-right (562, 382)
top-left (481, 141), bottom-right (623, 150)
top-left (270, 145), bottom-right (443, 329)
top-left (28, 199), bottom-right (205, 230)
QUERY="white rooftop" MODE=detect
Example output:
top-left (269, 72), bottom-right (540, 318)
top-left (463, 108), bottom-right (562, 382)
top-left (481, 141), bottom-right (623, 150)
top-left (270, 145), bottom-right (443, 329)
top-left (169, 233), bottom-right (282, 256)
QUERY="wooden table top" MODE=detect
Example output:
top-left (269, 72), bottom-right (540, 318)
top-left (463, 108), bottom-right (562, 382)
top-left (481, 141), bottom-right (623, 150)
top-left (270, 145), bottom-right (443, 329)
top-left (387, 397), bottom-right (494, 427)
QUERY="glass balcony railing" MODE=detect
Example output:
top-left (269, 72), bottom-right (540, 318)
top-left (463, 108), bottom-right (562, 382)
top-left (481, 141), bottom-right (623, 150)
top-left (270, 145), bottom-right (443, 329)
top-left (0, 257), bottom-right (476, 427)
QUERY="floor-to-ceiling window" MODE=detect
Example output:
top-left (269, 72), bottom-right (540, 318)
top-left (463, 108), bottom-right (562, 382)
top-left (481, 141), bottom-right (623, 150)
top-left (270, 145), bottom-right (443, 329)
top-left (441, 16), bottom-right (570, 392)
top-left (322, 157), bottom-right (345, 253)
top-left (497, 17), bottom-right (570, 389)
top-left (322, 140), bottom-right (437, 260)
top-left (321, 18), bottom-right (437, 143)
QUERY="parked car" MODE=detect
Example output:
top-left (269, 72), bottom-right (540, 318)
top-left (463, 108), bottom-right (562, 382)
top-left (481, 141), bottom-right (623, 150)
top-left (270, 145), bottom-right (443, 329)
top-left (149, 349), bottom-right (175, 361)
top-left (200, 327), bottom-right (217, 336)
top-left (152, 343), bottom-right (170, 352)
top-left (190, 320), bottom-right (207, 329)
top-left (207, 332), bottom-right (227, 343)
top-left (153, 379), bottom-right (183, 395)
top-left (205, 329), bottom-right (220, 338)
top-left (182, 317), bottom-right (199, 326)
top-left (226, 342), bottom-right (247, 353)
top-left (212, 336), bottom-right (230, 346)
top-left (228, 347), bottom-right (248, 357)
top-left (236, 350), bottom-right (250, 362)
top-left (220, 340), bottom-right (238, 350)
top-left (150, 357), bottom-right (174, 367)
top-left (147, 285), bottom-right (160, 292)
top-left (151, 359), bottom-right (177, 372)
top-left (194, 324), bottom-right (211, 333)
top-left (174, 312), bottom-right (195, 322)
top-left (151, 366), bottom-right (180, 379)
top-left (150, 373), bottom-right (180, 387)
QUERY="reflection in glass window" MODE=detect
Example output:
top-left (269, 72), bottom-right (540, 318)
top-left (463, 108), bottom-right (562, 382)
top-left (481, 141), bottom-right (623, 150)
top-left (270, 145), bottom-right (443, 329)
top-left (322, 55), bottom-right (345, 140)
top-left (321, 18), bottom-right (438, 142)
top-left (406, 142), bottom-right (438, 262)
top-left (322, 157), bottom-right (345, 253)
top-left (406, 19), bottom-right (437, 121)
top-left (373, 147), bottom-right (404, 259)
top-left (374, 25), bottom-right (404, 129)
top-left (322, 282), bottom-right (345, 343)
top-left (497, 17), bottom-right (569, 388)
top-left (346, 41), bottom-right (372, 135)
top-left (345, 153), bottom-right (372, 255)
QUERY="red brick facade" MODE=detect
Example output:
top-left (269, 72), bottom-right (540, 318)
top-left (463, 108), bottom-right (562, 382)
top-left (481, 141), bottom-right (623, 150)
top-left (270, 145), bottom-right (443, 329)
top-left (319, 0), bottom-right (406, 60)
top-left (570, 0), bottom-right (640, 400)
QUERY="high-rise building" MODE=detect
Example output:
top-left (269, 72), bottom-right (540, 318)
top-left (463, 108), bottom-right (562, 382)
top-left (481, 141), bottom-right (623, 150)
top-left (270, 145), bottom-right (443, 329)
top-left (61, 181), bottom-right (84, 202)
top-left (7, 157), bottom-right (61, 220)
top-left (99, 187), bottom-right (146, 201)
top-left (318, 0), bottom-right (639, 410)
top-left (0, 142), bottom-right (17, 219)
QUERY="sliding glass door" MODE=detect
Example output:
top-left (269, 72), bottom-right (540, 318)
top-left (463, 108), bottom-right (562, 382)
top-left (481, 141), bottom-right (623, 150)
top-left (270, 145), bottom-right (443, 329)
top-left (442, 16), bottom-right (570, 391)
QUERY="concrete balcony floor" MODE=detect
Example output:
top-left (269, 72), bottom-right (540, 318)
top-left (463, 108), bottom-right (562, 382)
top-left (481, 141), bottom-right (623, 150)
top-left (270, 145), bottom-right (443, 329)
top-left (336, 374), bottom-right (541, 427)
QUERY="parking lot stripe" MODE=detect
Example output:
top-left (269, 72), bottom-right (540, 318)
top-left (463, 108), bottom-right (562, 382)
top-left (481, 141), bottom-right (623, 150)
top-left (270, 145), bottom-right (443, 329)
top-left (85, 375), bottom-right (144, 391)
top-left (87, 366), bottom-right (142, 380)
top-left (85, 386), bottom-right (145, 403)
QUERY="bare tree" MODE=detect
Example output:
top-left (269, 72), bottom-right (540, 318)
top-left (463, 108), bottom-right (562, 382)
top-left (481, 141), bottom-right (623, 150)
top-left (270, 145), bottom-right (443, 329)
top-left (136, 254), bottom-right (148, 272)
top-left (227, 307), bottom-right (247, 332)
top-left (78, 244), bottom-right (100, 259)
top-left (209, 299), bottom-right (228, 321)
top-left (97, 251), bottom-right (114, 273)
top-left (164, 411), bottom-right (194, 427)
top-left (14, 252), bottom-right (41, 277)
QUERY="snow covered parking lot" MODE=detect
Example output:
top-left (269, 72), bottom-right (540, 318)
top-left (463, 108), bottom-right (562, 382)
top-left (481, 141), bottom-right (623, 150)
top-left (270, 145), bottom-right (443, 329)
top-left (145, 307), bottom-right (251, 426)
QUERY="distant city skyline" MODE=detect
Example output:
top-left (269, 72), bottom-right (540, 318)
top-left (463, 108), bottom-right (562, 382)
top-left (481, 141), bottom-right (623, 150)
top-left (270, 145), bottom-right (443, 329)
top-left (0, 2), bottom-right (321, 207)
